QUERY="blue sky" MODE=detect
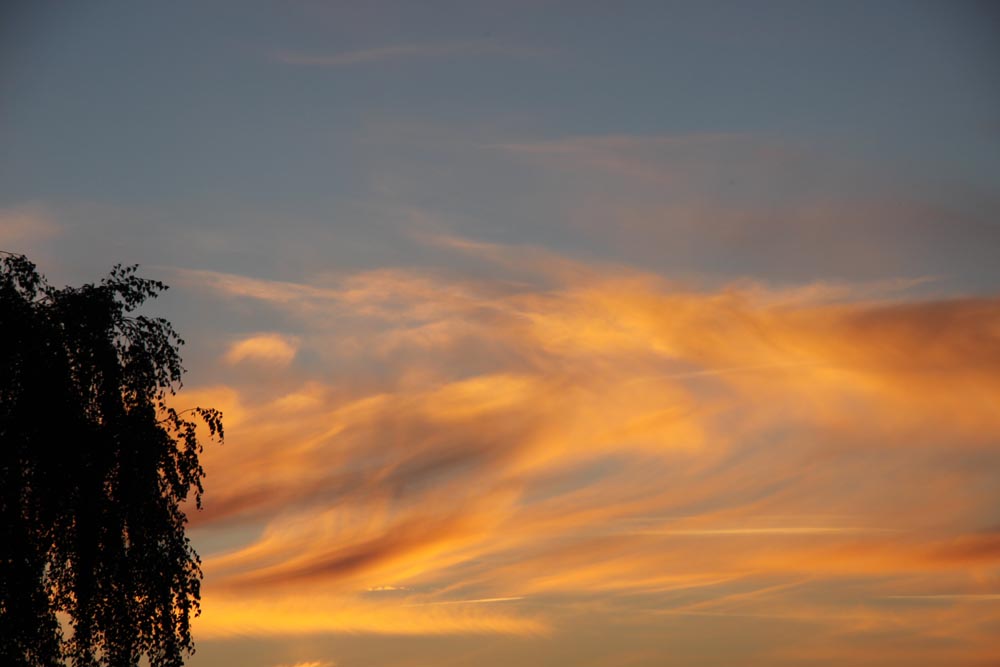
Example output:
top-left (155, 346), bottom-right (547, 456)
top-left (3, 2), bottom-right (998, 282)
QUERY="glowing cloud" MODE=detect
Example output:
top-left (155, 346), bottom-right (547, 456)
top-left (224, 333), bottom-right (299, 367)
top-left (179, 239), bottom-right (1000, 659)
top-left (196, 592), bottom-right (548, 638)
top-left (0, 204), bottom-right (61, 246)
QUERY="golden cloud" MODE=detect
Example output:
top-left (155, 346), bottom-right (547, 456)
top-left (224, 333), bottom-right (299, 367)
top-left (178, 241), bottom-right (1000, 651)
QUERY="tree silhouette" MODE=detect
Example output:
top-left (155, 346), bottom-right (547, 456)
top-left (0, 253), bottom-right (222, 667)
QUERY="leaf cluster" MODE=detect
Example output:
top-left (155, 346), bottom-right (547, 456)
top-left (0, 254), bottom-right (222, 667)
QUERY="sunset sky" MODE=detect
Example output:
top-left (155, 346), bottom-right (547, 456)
top-left (2, 2), bottom-right (1000, 666)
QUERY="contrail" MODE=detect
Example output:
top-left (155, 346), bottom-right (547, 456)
top-left (405, 596), bottom-right (524, 607)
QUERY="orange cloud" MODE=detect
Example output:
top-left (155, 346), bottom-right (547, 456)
top-left (178, 240), bottom-right (1000, 655)
top-left (196, 591), bottom-right (547, 638)
top-left (225, 333), bottom-right (299, 367)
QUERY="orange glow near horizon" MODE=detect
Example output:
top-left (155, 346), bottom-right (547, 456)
top-left (175, 239), bottom-right (1000, 665)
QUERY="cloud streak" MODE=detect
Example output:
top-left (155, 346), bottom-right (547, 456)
top-left (174, 238), bottom-right (1000, 662)
top-left (273, 41), bottom-right (547, 67)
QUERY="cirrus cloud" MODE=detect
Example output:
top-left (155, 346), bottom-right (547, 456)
top-left (175, 238), bottom-right (1000, 663)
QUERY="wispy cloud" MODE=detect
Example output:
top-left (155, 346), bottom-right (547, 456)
top-left (179, 237), bottom-right (1000, 654)
top-left (272, 41), bottom-right (548, 67)
top-left (885, 594), bottom-right (1000, 601)
top-left (406, 596), bottom-right (525, 607)
top-left (0, 204), bottom-right (61, 248)
top-left (196, 591), bottom-right (548, 638)
top-left (635, 527), bottom-right (897, 536)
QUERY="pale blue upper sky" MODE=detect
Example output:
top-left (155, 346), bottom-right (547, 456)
top-left (2, 1), bottom-right (998, 290)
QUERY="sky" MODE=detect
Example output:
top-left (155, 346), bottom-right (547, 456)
top-left (2, 1), bottom-right (1000, 665)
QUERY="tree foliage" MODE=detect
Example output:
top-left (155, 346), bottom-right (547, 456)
top-left (0, 254), bottom-right (222, 667)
